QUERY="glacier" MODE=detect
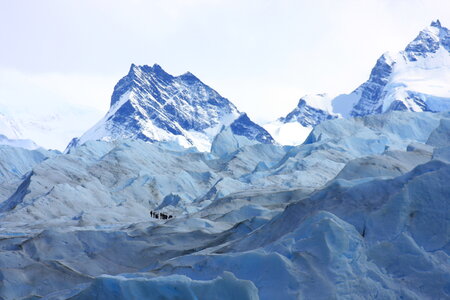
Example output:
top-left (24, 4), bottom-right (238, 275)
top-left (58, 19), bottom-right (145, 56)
top-left (58, 272), bottom-right (259, 300)
top-left (0, 111), bottom-right (449, 299)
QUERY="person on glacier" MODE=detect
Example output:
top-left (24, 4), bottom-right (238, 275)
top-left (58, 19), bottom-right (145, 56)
top-left (150, 210), bottom-right (159, 219)
top-left (150, 210), bottom-right (173, 219)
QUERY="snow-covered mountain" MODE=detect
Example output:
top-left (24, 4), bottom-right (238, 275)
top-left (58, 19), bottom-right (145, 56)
top-left (264, 94), bottom-right (338, 145)
top-left (268, 20), bottom-right (450, 145)
top-left (350, 19), bottom-right (450, 117)
top-left (76, 64), bottom-right (274, 152)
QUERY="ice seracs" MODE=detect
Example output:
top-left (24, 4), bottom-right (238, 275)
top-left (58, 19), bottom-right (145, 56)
top-left (1, 110), bottom-right (449, 300)
top-left (76, 64), bottom-right (274, 152)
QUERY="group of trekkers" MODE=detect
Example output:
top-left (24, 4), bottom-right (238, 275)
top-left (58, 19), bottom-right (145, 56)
top-left (149, 210), bottom-right (173, 220)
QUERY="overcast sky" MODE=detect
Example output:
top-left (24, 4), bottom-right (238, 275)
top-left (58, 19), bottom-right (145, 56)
top-left (1, 0), bottom-right (450, 123)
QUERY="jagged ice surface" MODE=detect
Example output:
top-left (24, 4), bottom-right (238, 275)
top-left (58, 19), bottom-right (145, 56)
top-left (0, 111), bottom-right (449, 299)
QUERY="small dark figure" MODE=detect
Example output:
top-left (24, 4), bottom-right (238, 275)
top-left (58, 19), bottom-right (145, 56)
top-left (150, 211), bottom-right (160, 219)
top-left (150, 210), bottom-right (174, 220)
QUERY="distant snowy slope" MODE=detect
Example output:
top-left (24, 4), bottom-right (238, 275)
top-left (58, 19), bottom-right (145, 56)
top-left (0, 103), bottom-right (102, 151)
top-left (0, 113), bottom-right (21, 139)
top-left (0, 113), bottom-right (39, 150)
top-left (0, 134), bottom-right (39, 150)
top-left (77, 64), bottom-right (273, 152)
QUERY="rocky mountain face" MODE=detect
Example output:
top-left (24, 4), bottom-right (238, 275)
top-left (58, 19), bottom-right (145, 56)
top-left (75, 64), bottom-right (273, 152)
top-left (280, 94), bottom-right (338, 127)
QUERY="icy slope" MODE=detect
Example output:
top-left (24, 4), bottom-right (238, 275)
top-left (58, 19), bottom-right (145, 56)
top-left (0, 138), bottom-right (290, 227)
top-left (159, 116), bottom-right (450, 298)
top-left (0, 102), bottom-right (102, 151)
top-left (208, 159), bottom-right (450, 299)
top-left (0, 140), bottom-right (223, 224)
top-left (77, 64), bottom-right (273, 152)
top-left (67, 272), bottom-right (258, 300)
top-left (0, 145), bottom-right (54, 200)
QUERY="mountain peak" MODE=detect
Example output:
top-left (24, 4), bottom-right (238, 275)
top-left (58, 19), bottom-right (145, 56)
top-left (127, 63), bottom-right (172, 78)
top-left (79, 63), bottom-right (273, 151)
top-left (279, 94), bottom-right (337, 127)
top-left (430, 19), bottom-right (442, 28)
top-left (127, 63), bottom-right (139, 76)
top-left (129, 64), bottom-right (200, 83)
top-left (142, 64), bottom-right (173, 80)
top-left (348, 19), bottom-right (450, 118)
top-left (149, 63), bottom-right (168, 75)
top-left (179, 71), bottom-right (201, 84)
top-left (404, 20), bottom-right (449, 61)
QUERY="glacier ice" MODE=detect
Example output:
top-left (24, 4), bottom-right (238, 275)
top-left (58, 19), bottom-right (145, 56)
top-left (0, 110), bottom-right (449, 299)
top-left (64, 272), bottom-right (259, 300)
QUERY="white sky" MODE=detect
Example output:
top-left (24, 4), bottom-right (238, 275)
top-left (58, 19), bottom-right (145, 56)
top-left (1, 0), bottom-right (450, 124)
